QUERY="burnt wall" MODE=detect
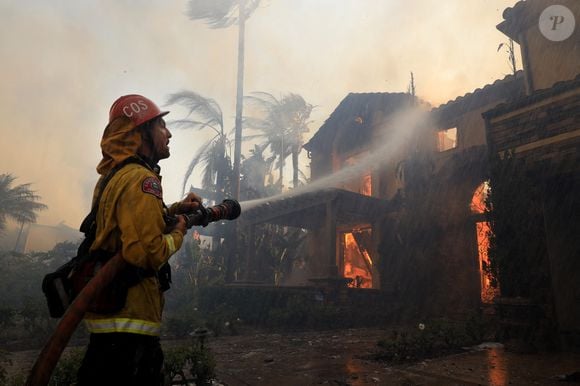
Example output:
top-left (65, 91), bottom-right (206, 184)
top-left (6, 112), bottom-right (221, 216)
top-left (542, 175), bottom-right (580, 348)
top-left (378, 151), bottom-right (485, 319)
top-left (486, 92), bottom-right (580, 160)
top-left (484, 84), bottom-right (580, 348)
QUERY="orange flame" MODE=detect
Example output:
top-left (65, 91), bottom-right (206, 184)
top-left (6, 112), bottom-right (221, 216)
top-left (471, 182), bottom-right (498, 303)
top-left (343, 232), bottom-right (372, 288)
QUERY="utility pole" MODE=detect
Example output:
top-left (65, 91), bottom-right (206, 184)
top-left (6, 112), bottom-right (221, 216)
top-left (232, 0), bottom-right (246, 200)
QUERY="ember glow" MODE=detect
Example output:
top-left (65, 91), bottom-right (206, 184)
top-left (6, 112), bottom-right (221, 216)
top-left (476, 221), bottom-right (498, 303)
top-left (470, 181), bottom-right (490, 214)
top-left (471, 181), bottom-right (498, 303)
top-left (342, 231), bottom-right (373, 289)
top-left (340, 152), bottom-right (373, 196)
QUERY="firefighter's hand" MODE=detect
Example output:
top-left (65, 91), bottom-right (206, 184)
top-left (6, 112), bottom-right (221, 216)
top-left (174, 215), bottom-right (187, 236)
top-left (175, 193), bottom-right (202, 214)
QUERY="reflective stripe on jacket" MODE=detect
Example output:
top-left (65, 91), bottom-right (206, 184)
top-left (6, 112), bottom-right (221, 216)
top-left (85, 161), bottom-right (184, 336)
top-left (85, 317), bottom-right (161, 336)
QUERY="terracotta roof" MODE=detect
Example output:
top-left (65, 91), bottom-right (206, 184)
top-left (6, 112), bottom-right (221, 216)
top-left (502, 0), bottom-right (528, 20)
top-left (431, 71), bottom-right (525, 124)
top-left (497, 0), bottom-right (545, 42)
top-left (482, 73), bottom-right (580, 119)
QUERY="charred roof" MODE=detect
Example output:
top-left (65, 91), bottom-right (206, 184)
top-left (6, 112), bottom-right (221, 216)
top-left (497, 0), bottom-right (533, 43)
top-left (431, 71), bottom-right (525, 126)
top-left (303, 92), bottom-right (417, 154)
top-left (482, 73), bottom-right (580, 119)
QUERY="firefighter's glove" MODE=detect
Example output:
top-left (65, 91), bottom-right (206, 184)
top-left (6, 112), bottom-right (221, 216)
top-left (174, 214), bottom-right (188, 236)
top-left (175, 192), bottom-right (202, 214)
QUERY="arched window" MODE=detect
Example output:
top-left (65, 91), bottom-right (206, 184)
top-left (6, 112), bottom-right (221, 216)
top-left (471, 181), bottom-right (498, 303)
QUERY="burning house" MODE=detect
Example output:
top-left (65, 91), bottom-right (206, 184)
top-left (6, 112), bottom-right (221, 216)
top-left (240, 93), bottom-right (422, 290)
top-left (294, 75), bottom-right (525, 316)
top-left (482, 0), bottom-right (580, 348)
top-left (238, 0), bottom-right (579, 344)
top-left (302, 92), bottom-right (420, 289)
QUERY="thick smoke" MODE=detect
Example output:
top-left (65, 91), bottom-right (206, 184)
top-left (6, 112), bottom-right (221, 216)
top-left (0, 0), bottom-right (518, 229)
top-left (241, 106), bottom-right (431, 211)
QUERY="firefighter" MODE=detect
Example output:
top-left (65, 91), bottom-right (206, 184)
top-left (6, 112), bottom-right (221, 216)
top-left (76, 94), bottom-right (202, 386)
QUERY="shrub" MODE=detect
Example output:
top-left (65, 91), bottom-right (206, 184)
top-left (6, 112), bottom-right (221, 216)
top-left (375, 319), bottom-right (477, 363)
top-left (0, 350), bottom-right (10, 385)
top-left (49, 347), bottom-right (85, 386)
top-left (164, 341), bottom-right (216, 385)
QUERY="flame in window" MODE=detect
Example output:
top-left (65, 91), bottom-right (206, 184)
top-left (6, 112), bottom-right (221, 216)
top-left (476, 221), bottom-right (498, 303)
top-left (342, 153), bottom-right (372, 196)
top-left (470, 181), bottom-right (490, 214)
top-left (361, 173), bottom-right (372, 196)
top-left (343, 231), bottom-right (373, 288)
top-left (472, 181), bottom-right (498, 303)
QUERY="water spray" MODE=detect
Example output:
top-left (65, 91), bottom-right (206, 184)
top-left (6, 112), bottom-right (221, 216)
top-left (240, 107), bottom-right (432, 212)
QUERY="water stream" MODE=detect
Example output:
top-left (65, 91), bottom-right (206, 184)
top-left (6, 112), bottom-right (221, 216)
top-left (240, 107), bottom-right (431, 212)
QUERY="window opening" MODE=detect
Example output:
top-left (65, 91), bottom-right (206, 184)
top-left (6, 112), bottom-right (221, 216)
top-left (471, 181), bottom-right (498, 303)
top-left (342, 228), bottom-right (373, 288)
top-left (342, 153), bottom-right (372, 196)
top-left (437, 127), bottom-right (457, 151)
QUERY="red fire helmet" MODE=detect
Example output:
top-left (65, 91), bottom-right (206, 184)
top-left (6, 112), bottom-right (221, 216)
top-left (108, 94), bottom-right (169, 127)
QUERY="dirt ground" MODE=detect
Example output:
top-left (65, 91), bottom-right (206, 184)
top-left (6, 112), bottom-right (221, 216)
top-left (6, 328), bottom-right (580, 385)
top-left (207, 328), bottom-right (580, 386)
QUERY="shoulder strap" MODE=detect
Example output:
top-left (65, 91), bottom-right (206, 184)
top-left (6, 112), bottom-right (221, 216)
top-left (79, 157), bottom-right (145, 236)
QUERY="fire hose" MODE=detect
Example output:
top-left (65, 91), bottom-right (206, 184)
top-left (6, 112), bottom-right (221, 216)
top-left (26, 199), bottom-right (241, 386)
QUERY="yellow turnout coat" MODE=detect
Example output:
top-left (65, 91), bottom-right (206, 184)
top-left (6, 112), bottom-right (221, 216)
top-left (84, 116), bottom-right (183, 336)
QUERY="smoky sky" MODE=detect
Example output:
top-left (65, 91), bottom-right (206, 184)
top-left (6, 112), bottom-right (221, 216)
top-left (0, 0), bottom-right (519, 227)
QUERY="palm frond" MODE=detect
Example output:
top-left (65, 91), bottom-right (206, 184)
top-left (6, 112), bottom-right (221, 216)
top-left (167, 119), bottom-right (218, 132)
top-left (201, 137), bottom-right (232, 191)
top-left (242, 134), bottom-right (266, 141)
top-left (245, 92), bottom-right (280, 109)
top-left (181, 136), bottom-right (216, 196)
top-left (166, 91), bottom-right (223, 132)
top-left (242, 117), bottom-right (272, 132)
top-left (0, 174), bottom-right (47, 232)
top-left (0, 174), bottom-right (16, 192)
top-left (186, 0), bottom-right (261, 29)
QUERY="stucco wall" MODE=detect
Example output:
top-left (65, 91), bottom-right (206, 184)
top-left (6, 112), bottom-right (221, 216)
top-left (517, 0), bottom-right (580, 91)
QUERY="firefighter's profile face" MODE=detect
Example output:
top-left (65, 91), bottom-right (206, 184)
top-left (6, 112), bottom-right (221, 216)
top-left (151, 118), bottom-right (172, 161)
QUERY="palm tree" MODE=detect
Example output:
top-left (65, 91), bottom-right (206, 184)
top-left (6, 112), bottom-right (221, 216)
top-left (166, 91), bottom-right (233, 201)
top-left (239, 144), bottom-right (277, 200)
top-left (0, 174), bottom-right (47, 234)
top-left (186, 0), bottom-right (262, 199)
top-left (244, 92), bottom-right (313, 189)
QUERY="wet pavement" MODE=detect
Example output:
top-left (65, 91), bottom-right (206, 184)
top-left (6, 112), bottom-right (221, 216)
top-left (207, 328), bottom-right (580, 386)
top-left (5, 328), bottom-right (580, 385)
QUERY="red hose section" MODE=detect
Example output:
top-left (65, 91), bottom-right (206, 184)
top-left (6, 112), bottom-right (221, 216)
top-left (27, 200), bottom-right (239, 385)
top-left (26, 253), bottom-right (126, 386)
